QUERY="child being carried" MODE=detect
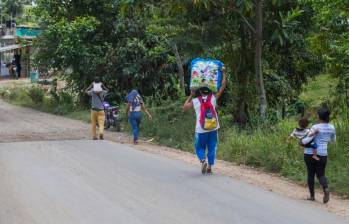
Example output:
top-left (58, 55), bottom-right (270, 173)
top-left (289, 117), bottom-right (319, 161)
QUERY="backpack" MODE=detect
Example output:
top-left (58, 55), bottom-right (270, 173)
top-left (198, 94), bottom-right (218, 130)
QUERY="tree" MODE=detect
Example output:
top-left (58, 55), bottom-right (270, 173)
top-left (33, 0), bottom-right (322, 123)
top-left (255, 0), bottom-right (267, 117)
top-left (2, 0), bottom-right (24, 20)
top-left (307, 0), bottom-right (349, 114)
top-left (34, 0), bottom-right (180, 103)
top-left (172, 43), bottom-right (185, 94)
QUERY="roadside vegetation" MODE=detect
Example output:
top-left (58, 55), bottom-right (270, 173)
top-left (0, 83), bottom-right (90, 122)
top-left (1, 74), bottom-right (349, 197)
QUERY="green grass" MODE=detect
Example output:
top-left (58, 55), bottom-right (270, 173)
top-left (65, 110), bottom-right (91, 123)
top-left (299, 74), bottom-right (338, 109)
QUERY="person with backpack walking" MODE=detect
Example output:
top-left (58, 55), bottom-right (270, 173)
top-left (302, 108), bottom-right (336, 203)
top-left (125, 90), bottom-right (152, 144)
top-left (85, 77), bottom-right (109, 140)
top-left (183, 69), bottom-right (227, 174)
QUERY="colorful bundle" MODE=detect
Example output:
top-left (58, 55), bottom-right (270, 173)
top-left (190, 58), bottom-right (224, 93)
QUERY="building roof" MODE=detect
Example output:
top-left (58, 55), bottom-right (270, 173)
top-left (0, 44), bottom-right (22, 53)
top-left (1, 35), bottom-right (16, 40)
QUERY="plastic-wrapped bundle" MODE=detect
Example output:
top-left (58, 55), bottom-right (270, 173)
top-left (190, 58), bottom-right (224, 93)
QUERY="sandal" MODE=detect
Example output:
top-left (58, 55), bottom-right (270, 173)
top-left (201, 160), bottom-right (207, 174)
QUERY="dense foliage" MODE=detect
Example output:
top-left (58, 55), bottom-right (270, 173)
top-left (32, 0), bottom-right (348, 122)
top-left (33, 0), bottom-right (179, 103)
top-left (1, 0), bottom-right (25, 21)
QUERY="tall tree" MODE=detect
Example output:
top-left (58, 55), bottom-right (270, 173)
top-left (254, 0), bottom-right (267, 117)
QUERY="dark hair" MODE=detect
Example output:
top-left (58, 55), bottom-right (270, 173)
top-left (298, 117), bottom-right (309, 129)
top-left (94, 76), bottom-right (101, 83)
top-left (317, 107), bottom-right (330, 123)
top-left (199, 87), bottom-right (211, 95)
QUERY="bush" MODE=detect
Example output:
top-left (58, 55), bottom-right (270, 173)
top-left (59, 91), bottom-right (74, 105)
top-left (27, 87), bottom-right (45, 104)
top-left (47, 91), bottom-right (75, 115)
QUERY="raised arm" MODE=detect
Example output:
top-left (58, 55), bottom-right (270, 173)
top-left (85, 83), bottom-right (93, 93)
top-left (102, 83), bottom-right (109, 91)
top-left (215, 67), bottom-right (227, 100)
top-left (183, 91), bottom-right (195, 111)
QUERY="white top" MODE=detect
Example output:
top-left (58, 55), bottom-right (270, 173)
top-left (93, 82), bottom-right (102, 92)
top-left (304, 123), bottom-right (336, 156)
top-left (193, 95), bottom-right (220, 133)
top-left (130, 95), bottom-right (142, 112)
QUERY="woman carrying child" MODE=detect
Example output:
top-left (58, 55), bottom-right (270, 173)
top-left (289, 117), bottom-right (319, 161)
top-left (300, 108), bottom-right (336, 203)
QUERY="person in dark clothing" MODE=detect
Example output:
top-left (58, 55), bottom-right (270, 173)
top-left (14, 54), bottom-right (21, 78)
top-left (302, 108), bottom-right (336, 203)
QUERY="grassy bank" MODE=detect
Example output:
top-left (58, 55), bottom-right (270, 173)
top-left (1, 82), bottom-right (349, 197)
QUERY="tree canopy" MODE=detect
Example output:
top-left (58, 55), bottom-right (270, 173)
top-left (31, 0), bottom-right (348, 123)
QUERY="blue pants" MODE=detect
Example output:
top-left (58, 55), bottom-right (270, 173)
top-left (195, 131), bottom-right (218, 165)
top-left (129, 112), bottom-right (142, 141)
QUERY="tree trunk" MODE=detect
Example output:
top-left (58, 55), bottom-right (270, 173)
top-left (172, 43), bottom-right (185, 94)
top-left (255, 0), bottom-right (267, 117)
top-left (234, 22), bottom-right (249, 124)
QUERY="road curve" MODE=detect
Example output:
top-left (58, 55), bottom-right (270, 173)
top-left (0, 140), bottom-right (347, 224)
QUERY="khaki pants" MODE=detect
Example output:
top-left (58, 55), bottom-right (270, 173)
top-left (91, 110), bottom-right (105, 138)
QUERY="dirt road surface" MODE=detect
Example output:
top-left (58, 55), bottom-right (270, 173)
top-left (0, 100), bottom-right (348, 224)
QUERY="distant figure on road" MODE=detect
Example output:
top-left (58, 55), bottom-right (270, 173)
top-left (183, 69), bottom-right (226, 175)
top-left (302, 108), bottom-right (336, 203)
top-left (85, 77), bottom-right (109, 140)
top-left (125, 90), bottom-right (152, 144)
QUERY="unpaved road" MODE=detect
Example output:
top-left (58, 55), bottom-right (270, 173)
top-left (0, 100), bottom-right (128, 143)
top-left (0, 100), bottom-right (348, 224)
top-left (0, 102), bottom-right (88, 142)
